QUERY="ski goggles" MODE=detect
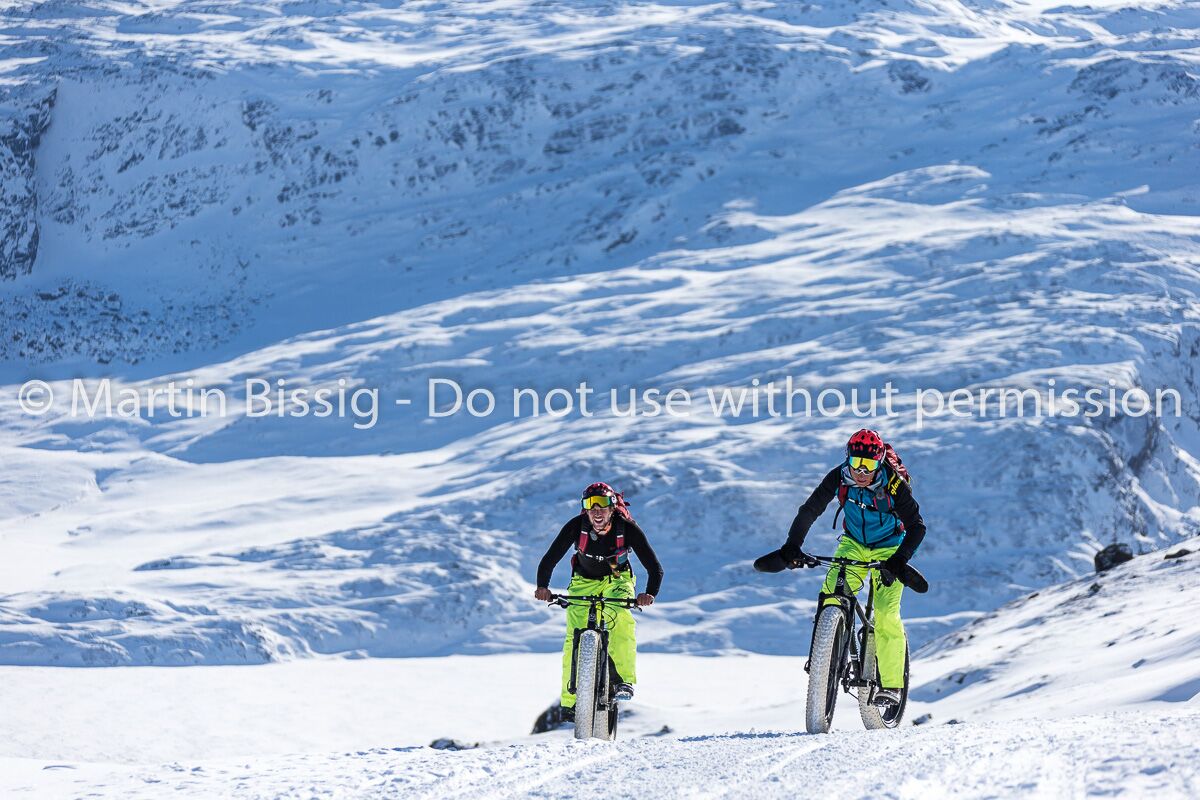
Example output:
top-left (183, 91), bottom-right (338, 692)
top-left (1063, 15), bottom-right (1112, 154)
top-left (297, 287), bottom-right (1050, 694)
top-left (848, 455), bottom-right (881, 473)
top-left (582, 495), bottom-right (615, 510)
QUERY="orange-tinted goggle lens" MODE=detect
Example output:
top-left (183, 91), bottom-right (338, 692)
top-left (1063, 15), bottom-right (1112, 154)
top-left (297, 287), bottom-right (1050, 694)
top-left (848, 456), bottom-right (880, 472)
top-left (582, 495), bottom-right (614, 510)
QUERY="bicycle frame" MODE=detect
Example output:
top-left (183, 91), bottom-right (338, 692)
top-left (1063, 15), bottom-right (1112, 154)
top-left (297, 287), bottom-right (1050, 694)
top-left (806, 557), bottom-right (885, 697)
top-left (551, 595), bottom-right (638, 696)
top-left (777, 552), bottom-right (923, 732)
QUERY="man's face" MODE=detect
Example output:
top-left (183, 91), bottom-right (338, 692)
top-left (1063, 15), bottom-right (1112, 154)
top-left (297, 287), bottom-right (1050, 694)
top-left (587, 504), bottom-right (614, 528)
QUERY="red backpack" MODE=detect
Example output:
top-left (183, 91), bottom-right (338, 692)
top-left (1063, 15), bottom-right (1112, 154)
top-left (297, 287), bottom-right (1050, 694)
top-left (610, 490), bottom-right (634, 523)
top-left (832, 443), bottom-right (912, 529)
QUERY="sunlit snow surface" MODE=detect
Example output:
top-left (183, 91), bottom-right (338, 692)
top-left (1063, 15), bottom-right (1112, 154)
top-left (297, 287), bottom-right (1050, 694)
top-left (0, 543), bottom-right (1198, 796)
top-left (0, 539), bottom-right (1199, 795)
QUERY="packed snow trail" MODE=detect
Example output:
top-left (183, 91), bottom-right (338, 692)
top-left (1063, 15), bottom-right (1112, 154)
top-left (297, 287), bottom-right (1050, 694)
top-left (11, 709), bottom-right (1198, 799)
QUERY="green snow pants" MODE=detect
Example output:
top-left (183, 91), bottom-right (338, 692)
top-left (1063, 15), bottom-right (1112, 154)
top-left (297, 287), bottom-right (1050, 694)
top-left (560, 572), bottom-right (637, 709)
top-left (820, 537), bottom-right (908, 689)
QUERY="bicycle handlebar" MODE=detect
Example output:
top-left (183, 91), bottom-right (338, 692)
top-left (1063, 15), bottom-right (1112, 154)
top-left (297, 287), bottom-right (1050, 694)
top-left (754, 550), bottom-right (929, 593)
top-left (804, 555), bottom-right (929, 594)
top-left (805, 556), bottom-right (885, 568)
top-left (548, 593), bottom-right (642, 609)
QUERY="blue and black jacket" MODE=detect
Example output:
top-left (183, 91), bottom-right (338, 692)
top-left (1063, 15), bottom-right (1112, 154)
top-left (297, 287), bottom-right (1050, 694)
top-left (783, 464), bottom-right (926, 562)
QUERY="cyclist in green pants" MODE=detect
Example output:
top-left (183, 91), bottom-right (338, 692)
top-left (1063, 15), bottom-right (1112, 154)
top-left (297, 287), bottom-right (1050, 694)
top-left (535, 482), bottom-right (663, 720)
top-left (762, 429), bottom-right (926, 707)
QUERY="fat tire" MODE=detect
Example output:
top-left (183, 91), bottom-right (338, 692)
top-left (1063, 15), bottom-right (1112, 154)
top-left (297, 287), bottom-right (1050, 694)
top-left (574, 630), bottom-right (601, 740)
top-left (593, 693), bottom-right (618, 741)
top-left (858, 633), bottom-right (910, 730)
top-left (806, 605), bottom-right (848, 734)
top-left (591, 656), bottom-right (617, 741)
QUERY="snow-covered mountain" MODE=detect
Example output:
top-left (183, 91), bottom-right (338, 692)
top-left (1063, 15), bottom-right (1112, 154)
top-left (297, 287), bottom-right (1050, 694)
top-left (1, 0), bottom-right (1198, 677)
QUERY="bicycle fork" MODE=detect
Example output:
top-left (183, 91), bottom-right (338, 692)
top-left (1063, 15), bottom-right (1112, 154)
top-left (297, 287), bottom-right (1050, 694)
top-left (806, 564), bottom-right (856, 675)
top-left (566, 601), bottom-right (617, 706)
top-left (804, 564), bottom-right (876, 698)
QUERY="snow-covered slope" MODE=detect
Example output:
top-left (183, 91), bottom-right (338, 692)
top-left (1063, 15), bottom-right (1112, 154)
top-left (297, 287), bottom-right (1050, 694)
top-left (0, 541), bottom-right (1196, 795)
top-left (912, 533), bottom-right (1200, 722)
top-left (2, 535), bottom-right (1192, 761)
top-left (1, 1), bottom-right (1198, 670)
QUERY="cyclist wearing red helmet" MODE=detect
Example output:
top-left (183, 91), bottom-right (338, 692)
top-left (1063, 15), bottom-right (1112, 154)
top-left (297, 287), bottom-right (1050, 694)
top-left (535, 482), bottom-right (662, 720)
top-left (764, 429), bottom-right (926, 708)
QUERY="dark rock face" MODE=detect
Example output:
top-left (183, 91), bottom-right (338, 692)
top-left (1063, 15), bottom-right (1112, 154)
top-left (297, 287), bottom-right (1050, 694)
top-left (1, 88), bottom-right (56, 280)
top-left (0, 278), bottom-right (248, 364)
top-left (1094, 543), bottom-right (1134, 573)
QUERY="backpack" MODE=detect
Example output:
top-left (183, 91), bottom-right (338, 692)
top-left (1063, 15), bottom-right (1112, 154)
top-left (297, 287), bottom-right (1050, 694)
top-left (832, 442), bottom-right (912, 529)
top-left (610, 491), bottom-right (634, 523)
top-left (573, 488), bottom-right (634, 572)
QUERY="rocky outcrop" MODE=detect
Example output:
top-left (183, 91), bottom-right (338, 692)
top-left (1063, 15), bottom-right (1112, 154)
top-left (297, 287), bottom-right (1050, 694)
top-left (1, 87), bottom-right (55, 280)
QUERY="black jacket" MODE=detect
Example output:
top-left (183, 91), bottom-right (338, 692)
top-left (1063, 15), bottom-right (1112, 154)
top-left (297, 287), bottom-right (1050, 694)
top-left (537, 513), bottom-right (664, 597)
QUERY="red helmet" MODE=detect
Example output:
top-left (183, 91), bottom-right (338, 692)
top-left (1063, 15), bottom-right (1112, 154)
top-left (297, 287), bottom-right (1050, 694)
top-left (581, 482), bottom-right (633, 521)
top-left (582, 482), bottom-right (617, 502)
top-left (846, 428), bottom-right (885, 460)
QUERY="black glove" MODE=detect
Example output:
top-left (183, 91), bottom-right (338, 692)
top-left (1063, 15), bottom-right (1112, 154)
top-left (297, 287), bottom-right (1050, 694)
top-left (879, 553), bottom-right (908, 586)
top-left (754, 550), bottom-right (788, 573)
top-left (779, 543), bottom-right (819, 569)
top-left (756, 547), bottom-right (820, 573)
top-left (792, 551), bottom-right (820, 569)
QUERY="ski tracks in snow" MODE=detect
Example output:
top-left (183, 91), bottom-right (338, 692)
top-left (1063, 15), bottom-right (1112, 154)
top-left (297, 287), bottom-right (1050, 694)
top-left (17, 709), bottom-right (1198, 798)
